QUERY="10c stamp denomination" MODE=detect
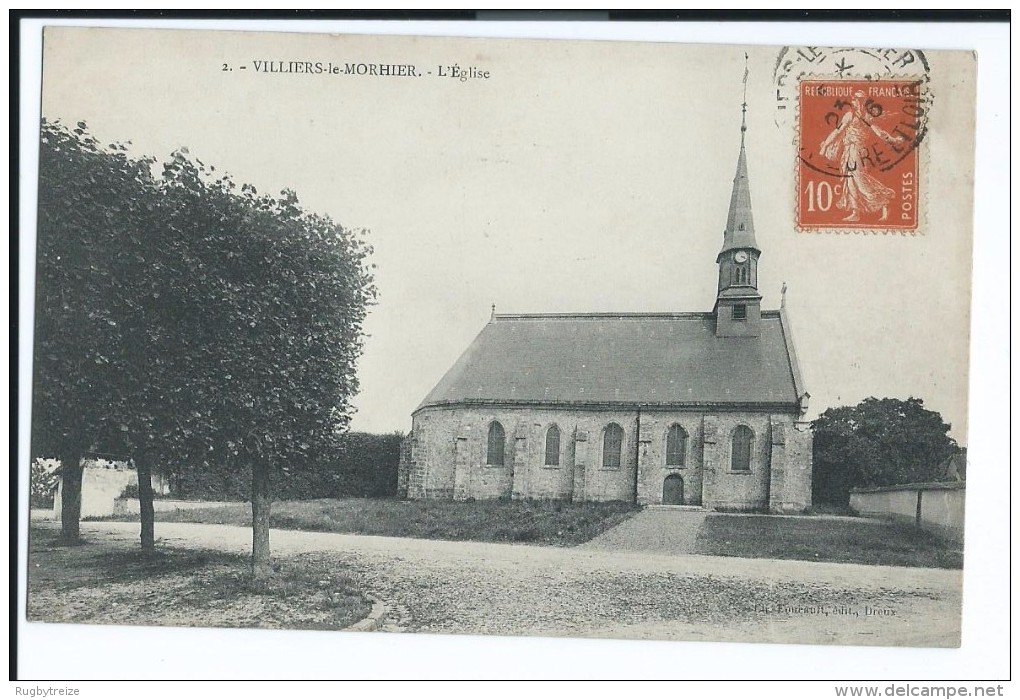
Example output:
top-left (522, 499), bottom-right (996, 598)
top-left (798, 79), bottom-right (925, 232)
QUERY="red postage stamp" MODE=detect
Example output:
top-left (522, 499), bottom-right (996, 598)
top-left (797, 79), bottom-right (925, 232)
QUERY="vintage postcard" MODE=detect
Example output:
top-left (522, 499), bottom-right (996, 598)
top-left (23, 25), bottom-right (985, 675)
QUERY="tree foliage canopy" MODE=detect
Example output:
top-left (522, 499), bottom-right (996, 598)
top-left (148, 147), bottom-right (378, 478)
top-left (811, 397), bottom-right (960, 505)
top-left (33, 120), bottom-right (158, 461)
top-left (33, 118), bottom-right (378, 497)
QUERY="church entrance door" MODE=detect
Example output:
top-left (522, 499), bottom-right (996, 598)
top-left (662, 474), bottom-right (684, 505)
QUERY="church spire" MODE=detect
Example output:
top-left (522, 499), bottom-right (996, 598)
top-left (714, 55), bottom-right (763, 339)
top-left (719, 53), bottom-right (759, 258)
top-left (718, 144), bottom-right (759, 255)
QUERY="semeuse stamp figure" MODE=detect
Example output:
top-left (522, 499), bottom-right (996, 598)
top-left (818, 90), bottom-right (906, 223)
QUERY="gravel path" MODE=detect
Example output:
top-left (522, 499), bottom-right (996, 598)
top-left (581, 508), bottom-right (708, 554)
top-left (71, 521), bottom-right (962, 647)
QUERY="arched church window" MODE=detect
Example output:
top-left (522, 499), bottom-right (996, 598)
top-left (487, 421), bottom-right (505, 466)
top-left (545, 425), bottom-right (561, 466)
top-left (603, 423), bottom-right (624, 469)
top-left (666, 424), bottom-right (687, 466)
top-left (731, 425), bottom-right (753, 472)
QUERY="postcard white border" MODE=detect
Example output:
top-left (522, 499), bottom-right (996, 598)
top-left (15, 16), bottom-right (1011, 681)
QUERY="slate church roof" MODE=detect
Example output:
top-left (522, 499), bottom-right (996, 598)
top-left (416, 309), bottom-right (805, 412)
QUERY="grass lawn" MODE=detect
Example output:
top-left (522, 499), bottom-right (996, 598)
top-left (99, 497), bottom-right (639, 547)
top-left (27, 525), bottom-right (372, 630)
top-left (694, 514), bottom-right (963, 569)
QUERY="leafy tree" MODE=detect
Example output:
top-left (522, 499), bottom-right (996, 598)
top-left (33, 120), bottom-right (157, 543)
top-left (811, 397), bottom-right (960, 505)
top-left (137, 149), bottom-right (377, 575)
top-left (30, 459), bottom-right (60, 508)
top-left (33, 122), bottom-right (377, 572)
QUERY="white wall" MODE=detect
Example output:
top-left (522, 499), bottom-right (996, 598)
top-left (850, 483), bottom-right (965, 544)
top-left (53, 464), bottom-right (135, 519)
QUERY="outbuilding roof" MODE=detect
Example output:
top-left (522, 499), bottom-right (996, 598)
top-left (416, 309), bottom-right (805, 412)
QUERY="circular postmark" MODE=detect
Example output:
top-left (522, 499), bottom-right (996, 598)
top-left (774, 46), bottom-right (933, 165)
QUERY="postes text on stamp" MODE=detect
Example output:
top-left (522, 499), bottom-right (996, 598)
top-left (797, 79), bottom-right (924, 232)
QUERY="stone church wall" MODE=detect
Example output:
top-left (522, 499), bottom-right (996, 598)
top-left (772, 421), bottom-right (813, 512)
top-left (399, 405), bottom-right (812, 511)
top-left (633, 412), bottom-right (706, 506)
top-left (701, 412), bottom-right (774, 511)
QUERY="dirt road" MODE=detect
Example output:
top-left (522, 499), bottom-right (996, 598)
top-left (57, 521), bottom-right (960, 647)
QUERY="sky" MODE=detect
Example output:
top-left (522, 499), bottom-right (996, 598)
top-left (37, 27), bottom-right (978, 440)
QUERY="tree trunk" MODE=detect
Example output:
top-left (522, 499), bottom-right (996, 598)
top-left (251, 459), bottom-right (272, 579)
top-left (136, 453), bottom-right (155, 551)
top-left (59, 450), bottom-right (84, 544)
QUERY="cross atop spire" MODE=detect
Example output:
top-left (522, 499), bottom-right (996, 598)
top-left (741, 52), bottom-right (749, 143)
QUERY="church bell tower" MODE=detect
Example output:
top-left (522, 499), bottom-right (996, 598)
top-left (714, 70), bottom-right (762, 338)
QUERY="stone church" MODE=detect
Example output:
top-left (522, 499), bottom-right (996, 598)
top-left (397, 110), bottom-right (813, 513)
